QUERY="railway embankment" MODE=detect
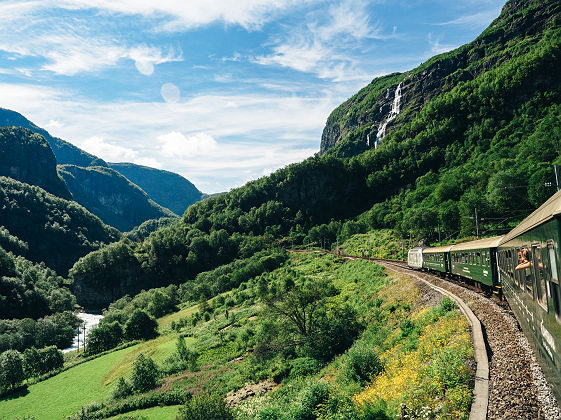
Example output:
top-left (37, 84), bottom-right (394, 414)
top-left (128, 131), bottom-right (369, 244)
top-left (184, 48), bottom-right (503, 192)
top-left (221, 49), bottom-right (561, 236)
top-left (381, 261), bottom-right (561, 420)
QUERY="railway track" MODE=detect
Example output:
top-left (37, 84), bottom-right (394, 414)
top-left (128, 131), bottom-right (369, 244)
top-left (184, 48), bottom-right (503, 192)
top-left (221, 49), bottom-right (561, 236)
top-left (370, 257), bottom-right (560, 419)
top-left (292, 250), bottom-right (561, 418)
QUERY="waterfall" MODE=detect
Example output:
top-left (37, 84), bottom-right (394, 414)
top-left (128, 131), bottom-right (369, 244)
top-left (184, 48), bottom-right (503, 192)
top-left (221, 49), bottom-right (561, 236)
top-left (372, 82), bottom-right (403, 148)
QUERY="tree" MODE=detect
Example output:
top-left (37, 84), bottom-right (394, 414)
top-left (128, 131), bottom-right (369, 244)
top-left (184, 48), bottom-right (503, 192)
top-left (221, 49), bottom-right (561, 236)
top-left (0, 349), bottom-right (25, 390)
top-left (87, 321), bottom-right (123, 354)
top-left (124, 309), bottom-right (158, 341)
top-left (130, 353), bottom-right (158, 393)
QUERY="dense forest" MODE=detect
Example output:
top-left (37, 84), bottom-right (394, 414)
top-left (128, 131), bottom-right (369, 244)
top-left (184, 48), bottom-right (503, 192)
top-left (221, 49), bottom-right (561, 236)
top-left (0, 176), bottom-right (120, 275)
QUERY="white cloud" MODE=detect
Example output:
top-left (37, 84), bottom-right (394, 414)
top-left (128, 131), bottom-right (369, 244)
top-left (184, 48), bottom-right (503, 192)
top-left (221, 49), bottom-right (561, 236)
top-left (45, 119), bottom-right (63, 129)
top-left (158, 132), bottom-right (217, 158)
top-left (79, 136), bottom-right (139, 162)
top-left (252, 0), bottom-right (382, 83)
top-left (133, 157), bottom-right (163, 168)
top-left (439, 9), bottom-right (502, 27)
top-left (428, 33), bottom-right (457, 55)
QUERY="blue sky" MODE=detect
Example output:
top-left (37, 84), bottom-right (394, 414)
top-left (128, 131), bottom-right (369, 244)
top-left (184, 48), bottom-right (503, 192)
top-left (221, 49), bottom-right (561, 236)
top-left (0, 0), bottom-right (505, 193)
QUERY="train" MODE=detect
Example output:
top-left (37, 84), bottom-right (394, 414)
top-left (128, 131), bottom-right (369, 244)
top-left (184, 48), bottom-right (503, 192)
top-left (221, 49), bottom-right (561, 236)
top-left (408, 189), bottom-right (561, 401)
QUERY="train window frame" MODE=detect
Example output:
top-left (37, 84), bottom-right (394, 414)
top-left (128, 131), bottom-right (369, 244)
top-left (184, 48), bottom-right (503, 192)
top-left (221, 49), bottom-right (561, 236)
top-left (532, 244), bottom-right (547, 310)
top-left (548, 240), bottom-right (559, 285)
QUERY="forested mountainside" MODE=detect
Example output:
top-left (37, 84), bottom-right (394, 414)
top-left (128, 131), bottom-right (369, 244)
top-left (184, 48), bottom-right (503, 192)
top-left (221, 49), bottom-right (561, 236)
top-left (0, 108), bottom-right (107, 168)
top-left (58, 165), bottom-right (176, 232)
top-left (69, 0), bottom-right (561, 308)
top-left (0, 176), bottom-right (120, 275)
top-left (108, 163), bottom-right (203, 216)
top-left (0, 127), bottom-right (71, 200)
top-left (0, 246), bottom-right (75, 320)
top-left (320, 0), bottom-right (560, 156)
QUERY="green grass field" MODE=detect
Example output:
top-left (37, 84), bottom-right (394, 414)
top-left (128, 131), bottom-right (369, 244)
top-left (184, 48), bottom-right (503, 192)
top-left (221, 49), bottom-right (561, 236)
top-left (105, 404), bottom-right (181, 419)
top-left (0, 345), bottom-right (140, 420)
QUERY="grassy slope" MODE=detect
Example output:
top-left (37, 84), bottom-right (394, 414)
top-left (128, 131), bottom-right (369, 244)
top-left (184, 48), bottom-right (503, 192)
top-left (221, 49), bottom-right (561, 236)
top-left (0, 249), bottom-right (473, 420)
top-left (0, 346), bottom-right (138, 420)
top-left (105, 405), bottom-right (181, 420)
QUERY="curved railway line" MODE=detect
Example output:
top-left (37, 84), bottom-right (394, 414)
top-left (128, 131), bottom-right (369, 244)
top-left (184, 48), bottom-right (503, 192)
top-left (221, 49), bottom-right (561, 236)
top-left (365, 256), bottom-right (560, 419)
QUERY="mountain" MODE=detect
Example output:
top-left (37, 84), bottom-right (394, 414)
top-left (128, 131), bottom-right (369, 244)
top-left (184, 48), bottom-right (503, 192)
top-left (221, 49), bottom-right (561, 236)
top-left (320, 0), bottom-right (561, 157)
top-left (0, 126), bottom-right (71, 200)
top-left (69, 0), bottom-right (561, 305)
top-left (108, 163), bottom-right (203, 216)
top-left (57, 165), bottom-right (177, 232)
top-left (0, 108), bottom-right (107, 168)
top-left (0, 176), bottom-right (120, 274)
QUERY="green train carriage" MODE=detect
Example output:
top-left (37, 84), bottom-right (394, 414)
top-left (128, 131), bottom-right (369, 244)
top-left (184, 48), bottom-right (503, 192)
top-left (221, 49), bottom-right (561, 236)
top-left (449, 236), bottom-right (502, 289)
top-left (422, 245), bottom-right (452, 274)
top-left (497, 190), bottom-right (561, 401)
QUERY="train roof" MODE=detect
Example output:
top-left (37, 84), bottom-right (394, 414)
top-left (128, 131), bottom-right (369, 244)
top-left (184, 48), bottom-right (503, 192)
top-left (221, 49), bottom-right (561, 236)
top-left (449, 236), bottom-right (503, 251)
top-left (408, 246), bottom-right (426, 252)
top-left (423, 245), bottom-right (454, 253)
top-left (499, 189), bottom-right (561, 245)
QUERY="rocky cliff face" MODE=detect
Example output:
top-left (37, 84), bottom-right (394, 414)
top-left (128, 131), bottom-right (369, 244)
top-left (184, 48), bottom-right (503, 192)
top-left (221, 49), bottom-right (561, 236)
top-left (0, 127), bottom-right (72, 199)
top-left (58, 165), bottom-right (176, 232)
top-left (320, 0), bottom-right (560, 156)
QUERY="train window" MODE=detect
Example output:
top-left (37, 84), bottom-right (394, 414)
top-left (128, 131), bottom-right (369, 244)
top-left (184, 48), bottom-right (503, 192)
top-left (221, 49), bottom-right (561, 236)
top-left (549, 243), bottom-right (559, 285)
top-left (476, 252), bottom-right (481, 265)
top-left (532, 246), bottom-right (547, 309)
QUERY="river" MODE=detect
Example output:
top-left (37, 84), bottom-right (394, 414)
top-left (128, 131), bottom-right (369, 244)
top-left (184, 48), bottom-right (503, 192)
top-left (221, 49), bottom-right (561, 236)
top-left (62, 312), bottom-right (104, 353)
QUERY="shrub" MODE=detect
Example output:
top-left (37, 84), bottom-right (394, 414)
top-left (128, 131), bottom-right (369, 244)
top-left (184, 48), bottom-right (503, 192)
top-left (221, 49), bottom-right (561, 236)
top-left (289, 357), bottom-right (322, 379)
top-left (111, 377), bottom-right (133, 400)
top-left (130, 353), bottom-right (159, 393)
top-left (178, 392), bottom-right (234, 420)
top-left (342, 342), bottom-right (382, 384)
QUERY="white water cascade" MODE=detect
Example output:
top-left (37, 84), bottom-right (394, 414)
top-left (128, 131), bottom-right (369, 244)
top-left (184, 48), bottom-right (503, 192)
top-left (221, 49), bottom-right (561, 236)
top-left (370, 82), bottom-right (403, 148)
top-left (63, 312), bottom-right (104, 353)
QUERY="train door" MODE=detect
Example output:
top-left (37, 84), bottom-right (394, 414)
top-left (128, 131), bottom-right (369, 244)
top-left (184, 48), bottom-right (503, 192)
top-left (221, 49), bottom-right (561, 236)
top-left (532, 244), bottom-right (547, 310)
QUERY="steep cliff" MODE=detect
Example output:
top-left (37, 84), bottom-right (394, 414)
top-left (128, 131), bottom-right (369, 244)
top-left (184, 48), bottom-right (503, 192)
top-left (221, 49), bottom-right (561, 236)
top-left (58, 165), bottom-right (177, 232)
top-left (0, 127), bottom-right (71, 199)
top-left (109, 162), bottom-right (203, 216)
top-left (320, 0), bottom-right (561, 156)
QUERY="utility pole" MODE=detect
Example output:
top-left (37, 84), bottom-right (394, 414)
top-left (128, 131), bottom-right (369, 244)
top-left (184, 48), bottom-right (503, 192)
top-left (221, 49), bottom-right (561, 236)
top-left (474, 208), bottom-right (480, 239)
top-left (555, 165), bottom-right (561, 191)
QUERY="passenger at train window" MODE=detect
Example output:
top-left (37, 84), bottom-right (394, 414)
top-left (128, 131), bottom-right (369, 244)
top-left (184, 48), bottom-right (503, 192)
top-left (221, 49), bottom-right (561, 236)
top-left (516, 248), bottom-right (531, 271)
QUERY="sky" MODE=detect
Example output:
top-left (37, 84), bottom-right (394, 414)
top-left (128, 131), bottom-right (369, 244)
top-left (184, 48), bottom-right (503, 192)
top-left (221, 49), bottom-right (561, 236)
top-left (0, 0), bottom-right (506, 193)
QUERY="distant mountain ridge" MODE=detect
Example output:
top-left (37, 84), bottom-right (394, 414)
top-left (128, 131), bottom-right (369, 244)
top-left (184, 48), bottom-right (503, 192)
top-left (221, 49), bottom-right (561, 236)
top-left (0, 107), bottom-right (206, 229)
top-left (108, 163), bottom-right (203, 216)
top-left (58, 165), bottom-right (176, 232)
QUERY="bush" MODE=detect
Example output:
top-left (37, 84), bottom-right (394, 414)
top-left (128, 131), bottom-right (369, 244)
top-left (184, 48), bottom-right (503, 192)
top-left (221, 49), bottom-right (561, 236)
top-left (289, 357), bottom-right (322, 379)
top-left (178, 392), bottom-right (234, 420)
top-left (294, 381), bottom-right (330, 420)
top-left (130, 353), bottom-right (159, 393)
top-left (111, 377), bottom-right (133, 400)
top-left (342, 342), bottom-right (382, 384)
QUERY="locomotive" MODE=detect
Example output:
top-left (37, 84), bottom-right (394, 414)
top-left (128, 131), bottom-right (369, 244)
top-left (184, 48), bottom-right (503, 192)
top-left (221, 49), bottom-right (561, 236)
top-left (408, 189), bottom-right (561, 401)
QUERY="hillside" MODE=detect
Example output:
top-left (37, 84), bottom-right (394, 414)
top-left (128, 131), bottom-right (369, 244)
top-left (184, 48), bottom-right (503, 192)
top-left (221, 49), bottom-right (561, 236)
top-left (0, 127), bottom-right (71, 200)
top-left (58, 165), bottom-right (177, 232)
top-left (68, 0), bottom-right (561, 305)
top-left (108, 163), bottom-right (203, 216)
top-left (0, 176), bottom-right (120, 274)
top-left (0, 108), bottom-right (107, 168)
top-left (320, 0), bottom-right (561, 156)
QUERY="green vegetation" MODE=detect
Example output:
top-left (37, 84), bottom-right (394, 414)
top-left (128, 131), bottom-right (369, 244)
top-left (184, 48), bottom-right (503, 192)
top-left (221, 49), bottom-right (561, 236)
top-left (109, 163), bottom-right (203, 216)
top-left (338, 229), bottom-right (406, 260)
top-left (124, 217), bottom-right (178, 242)
top-left (0, 126), bottom-right (71, 199)
top-left (58, 165), bottom-right (176, 232)
top-left (4, 251), bottom-right (472, 420)
top-left (0, 176), bottom-right (120, 275)
top-left (0, 245), bottom-right (75, 319)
